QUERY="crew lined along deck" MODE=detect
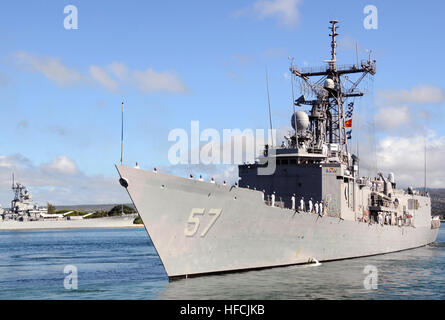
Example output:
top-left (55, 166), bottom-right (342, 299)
top-left (139, 163), bottom-right (430, 229)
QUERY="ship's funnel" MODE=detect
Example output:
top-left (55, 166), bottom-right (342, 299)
top-left (291, 111), bottom-right (309, 132)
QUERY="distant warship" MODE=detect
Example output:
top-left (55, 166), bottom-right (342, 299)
top-left (1, 175), bottom-right (48, 221)
top-left (1, 175), bottom-right (139, 230)
top-left (117, 20), bottom-right (440, 279)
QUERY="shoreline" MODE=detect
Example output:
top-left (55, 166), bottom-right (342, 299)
top-left (0, 224), bottom-right (144, 232)
top-left (0, 215), bottom-right (143, 231)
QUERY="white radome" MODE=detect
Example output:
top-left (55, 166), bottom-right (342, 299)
top-left (324, 78), bottom-right (335, 90)
top-left (291, 111), bottom-right (309, 131)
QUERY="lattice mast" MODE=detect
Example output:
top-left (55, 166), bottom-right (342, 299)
top-left (290, 20), bottom-right (376, 165)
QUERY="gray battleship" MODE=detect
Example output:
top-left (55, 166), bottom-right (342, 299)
top-left (117, 20), bottom-right (440, 279)
top-left (1, 175), bottom-right (49, 221)
top-left (1, 175), bottom-right (139, 230)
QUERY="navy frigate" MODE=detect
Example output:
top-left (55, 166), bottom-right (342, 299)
top-left (116, 20), bottom-right (440, 279)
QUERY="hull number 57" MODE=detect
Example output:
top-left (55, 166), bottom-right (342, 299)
top-left (184, 208), bottom-right (223, 237)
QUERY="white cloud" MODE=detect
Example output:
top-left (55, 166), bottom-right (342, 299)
top-left (374, 105), bottom-right (411, 132)
top-left (89, 65), bottom-right (119, 92)
top-left (13, 51), bottom-right (81, 85)
top-left (371, 134), bottom-right (445, 188)
top-left (42, 155), bottom-right (78, 175)
top-left (12, 52), bottom-right (188, 94)
top-left (107, 62), bottom-right (188, 93)
top-left (356, 127), bottom-right (445, 189)
top-left (234, 0), bottom-right (302, 29)
top-left (0, 156), bottom-right (13, 168)
top-left (380, 84), bottom-right (445, 104)
top-left (131, 68), bottom-right (188, 93)
top-left (0, 154), bottom-right (129, 207)
top-left (109, 62), bottom-right (128, 79)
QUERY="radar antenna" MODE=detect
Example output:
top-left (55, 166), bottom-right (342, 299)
top-left (289, 20), bottom-right (376, 166)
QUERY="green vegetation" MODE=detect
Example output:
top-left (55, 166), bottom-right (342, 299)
top-left (108, 205), bottom-right (136, 216)
top-left (47, 203), bottom-right (56, 214)
top-left (133, 215), bottom-right (143, 225)
top-left (49, 204), bottom-right (138, 220)
top-left (81, 205), bottom-right (137, 219)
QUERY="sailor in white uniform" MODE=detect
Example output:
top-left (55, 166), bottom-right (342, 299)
top-left (308, 198), bottom-right (313, 213)
top-left (300, 197), bottom-right (305, 212)
top-left (378, 212), bottom-right (384, 225)
top-left (291, 194), bottom-right (296, 210)
top-left (315, 201), bottom-right (319, 215)
top-left (271, 192), bottom-right (275, 207)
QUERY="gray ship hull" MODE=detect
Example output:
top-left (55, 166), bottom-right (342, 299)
top-left (117, 166), bottom-right (439, 278)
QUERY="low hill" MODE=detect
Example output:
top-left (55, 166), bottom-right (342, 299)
top-left (55, 203), bottom-right (135, 213)
top-left (428, 189), bottom-right (445, 218)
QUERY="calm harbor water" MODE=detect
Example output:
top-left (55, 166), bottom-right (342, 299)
top-left (0, 226), bottom-right (444, 300)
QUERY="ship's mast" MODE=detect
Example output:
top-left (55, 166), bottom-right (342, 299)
top-left (289, 20), bottom-right (376, 166)
top-left (329, 20), bottom-right (338, 71)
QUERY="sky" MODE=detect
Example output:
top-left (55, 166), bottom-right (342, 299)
top-left (1, 0), bottom-right (445, 206)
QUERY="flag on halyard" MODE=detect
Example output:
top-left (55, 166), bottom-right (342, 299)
top-left (345, 102), bottom-right (354, 118)
top-left (345, 102), bottom-right (354, 138)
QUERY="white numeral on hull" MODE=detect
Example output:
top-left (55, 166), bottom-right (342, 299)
top-left (184, 208), bottom-right (222, 237)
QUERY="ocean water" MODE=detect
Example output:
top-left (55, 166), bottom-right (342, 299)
top-left (0, 226), bottom-right (444, 300)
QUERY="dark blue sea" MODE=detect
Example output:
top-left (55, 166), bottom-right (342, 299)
top-left (0, 225), bottom-right (444, 300)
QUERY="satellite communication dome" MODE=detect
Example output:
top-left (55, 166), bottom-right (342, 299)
top-left (324, 78), bottom-right (335, 90)
top-left (291, 111), bottom-right (309, 131)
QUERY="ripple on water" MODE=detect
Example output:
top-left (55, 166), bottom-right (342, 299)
top-left (0, 226), bottom-right (444, 299)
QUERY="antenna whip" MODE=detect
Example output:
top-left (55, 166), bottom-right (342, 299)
top-left (265, 66), bottom-right (274, 147)
top-left (121, 101), bottom-right (124, 166)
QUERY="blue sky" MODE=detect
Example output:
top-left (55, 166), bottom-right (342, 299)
top-left (1, 0), bottom-right (445, 206)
